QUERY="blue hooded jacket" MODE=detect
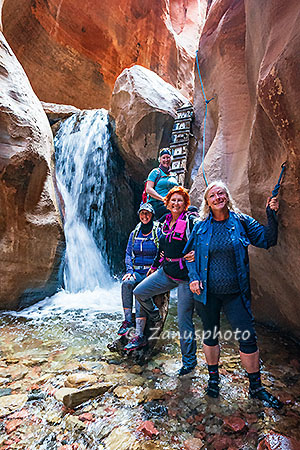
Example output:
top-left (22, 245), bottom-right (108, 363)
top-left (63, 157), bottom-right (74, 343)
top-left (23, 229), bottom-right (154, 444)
top-left (183, 208), bottom-right (278, 312)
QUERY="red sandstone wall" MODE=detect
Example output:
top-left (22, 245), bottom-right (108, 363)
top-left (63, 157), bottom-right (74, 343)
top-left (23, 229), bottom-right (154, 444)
top-left (191, 0), bottom-right (300, 338)
top-left (2, 0), bottom-right (205, 109)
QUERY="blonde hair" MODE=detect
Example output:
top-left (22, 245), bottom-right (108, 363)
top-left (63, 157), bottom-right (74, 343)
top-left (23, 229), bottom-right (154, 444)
top-left (199, 181), bottom-right (240, 220)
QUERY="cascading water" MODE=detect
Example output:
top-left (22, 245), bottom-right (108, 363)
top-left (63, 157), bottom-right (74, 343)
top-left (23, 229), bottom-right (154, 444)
top-left (54, 109), bottom-right (111, 292)
top-left (12, 109), bottom-right (122, 317)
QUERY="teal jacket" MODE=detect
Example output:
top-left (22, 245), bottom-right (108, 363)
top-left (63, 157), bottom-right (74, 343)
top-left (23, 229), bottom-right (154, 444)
top-left (183, 208), bottom-right (278, 311)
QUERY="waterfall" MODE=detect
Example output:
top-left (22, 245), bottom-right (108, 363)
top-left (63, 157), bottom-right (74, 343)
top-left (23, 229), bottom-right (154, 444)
top-left (54, 109), bottom-right (112, 293)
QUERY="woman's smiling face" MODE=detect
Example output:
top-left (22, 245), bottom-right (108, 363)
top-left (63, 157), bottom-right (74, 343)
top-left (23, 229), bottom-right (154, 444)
top-left (160, 153), bottom-right (171, 168)
top-left (206, 185), bottom-right (229, 213)
top-left (139, 210), bottom-right (152, 224)
top-left (167, 193), bottom-right (186, 216)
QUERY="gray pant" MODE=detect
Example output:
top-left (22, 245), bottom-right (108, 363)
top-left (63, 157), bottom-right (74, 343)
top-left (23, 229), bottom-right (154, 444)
top-left (134, 267), bottom-right (197, 367)
top-left (121, 272), bottom-right (147, 319)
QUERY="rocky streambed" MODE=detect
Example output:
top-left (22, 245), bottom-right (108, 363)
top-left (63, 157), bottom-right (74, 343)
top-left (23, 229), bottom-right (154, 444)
top-left (0, 299), bottom-right (300, 450)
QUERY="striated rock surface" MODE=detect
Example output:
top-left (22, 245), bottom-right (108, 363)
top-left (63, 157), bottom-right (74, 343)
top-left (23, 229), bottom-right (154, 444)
top-left (2, 0), bottom-right (206, 109)
top-left (0, 25), bottom-right (63, 309)
top-left (190, 0), bottom-right (300, 339)
top-left (110, 65), bottom-right (190, 181)
top-left (41, 101), bottom-right (81, 122)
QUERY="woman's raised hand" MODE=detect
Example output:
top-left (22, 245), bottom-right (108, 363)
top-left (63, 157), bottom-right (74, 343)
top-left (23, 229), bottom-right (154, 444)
top-left (189, 280), bottom-right (203, 295)
top-left (266, 196), bottom-right (279, 211)
top-left (184, 250), bottom-right (195, 262)
top-left (122, 273), bottom-right (136, 281)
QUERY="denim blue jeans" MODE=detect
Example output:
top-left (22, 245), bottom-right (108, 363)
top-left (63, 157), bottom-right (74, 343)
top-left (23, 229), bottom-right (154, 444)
top-left (121, 272), bottom-right (147, 319)
top-left (134, 267), bottom-right (197, 368)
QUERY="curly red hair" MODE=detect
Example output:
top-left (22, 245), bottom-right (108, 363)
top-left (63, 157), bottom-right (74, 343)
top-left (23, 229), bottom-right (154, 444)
top-left (164, 186), bottom-right (191, 210)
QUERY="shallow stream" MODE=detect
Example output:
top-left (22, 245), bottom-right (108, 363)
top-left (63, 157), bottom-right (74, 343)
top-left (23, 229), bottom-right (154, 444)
top-left (0, 291), bottom-right (299, 450)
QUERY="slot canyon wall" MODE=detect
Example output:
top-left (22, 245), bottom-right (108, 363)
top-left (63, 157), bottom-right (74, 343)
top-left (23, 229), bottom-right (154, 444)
top-left (0, 2), bottom-right (63, 309)
top-left (1, 0), bottom-right (300, 341)
top-left (191, 0), bottom-right (300, 338)
top-left (2, 0), bottom-right (206, 109)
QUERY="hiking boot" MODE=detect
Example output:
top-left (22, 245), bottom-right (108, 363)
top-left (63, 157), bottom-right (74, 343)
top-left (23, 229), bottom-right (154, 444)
top-left (117, 320), bottom-right (134, 336)
top-left (124, 335), bottom-right (147, 352)
top-left (178, 363), bottom-right (197, 376)
top-left (206, 379), bottom-right (220, 398)
top-left (249, 387), bottom-right (283, 409)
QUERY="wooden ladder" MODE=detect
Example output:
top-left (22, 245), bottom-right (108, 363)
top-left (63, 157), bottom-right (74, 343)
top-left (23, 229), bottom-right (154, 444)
top-left (169, 103), bottom-right (194, 186)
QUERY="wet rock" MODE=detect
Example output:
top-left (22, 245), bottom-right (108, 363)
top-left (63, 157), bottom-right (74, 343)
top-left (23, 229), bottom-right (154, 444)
top-left (63, 383), bottom-right (114, 409)
top-left (184, 437), bottom-right (204, 450)
top-left (128, 365), bottom-right (144, 375)
top-left (104, 426), bottom-right (137, 450)
top-left (223, 416), bottom-right (247, 433)
top-left (143, 401), bottom-right (168, 418)
top-left (65, 415), bottom-right (86, 431)
top-left (28, 390), bottom-right (47, 401)
top-left (0, 394), bottom-right (28, 418)
top-left (7, 408), bottom-right (28, 419)
top-left (257, 432), bottom-right (300, 450)
top-left (78, 413), bottom-right (95, 422)
top-left (65, 372), bottom-right (98, 388)
top-left (113, 386), bottom-right (145, 404)
top-left (211, 435), bottom-right (234, 450)
top-left (131, 443), bottom-right (164, 450)
top-left (137, 420), bottom-right (159, 438)
top-left (0, 389), bottom-right (11, 397)
top-left (54, 388), bottom-right (78, 403)
top-left (144, 389), bottom-right (166, 402)
top-left (45, 411), bottom-right (62, 425)
top-left (5, 419), bottom-right (23, 434)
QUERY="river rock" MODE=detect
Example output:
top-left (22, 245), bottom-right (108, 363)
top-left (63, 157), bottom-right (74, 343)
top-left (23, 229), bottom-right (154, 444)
top-left (257, 432), bottom-right (300, 450)
top-left (2, 0), bottom-right (204, 109)
top-left (190, 0), bottom-right (300, 340)
top-left (63, 383), bottom-right (115, 409)
top-left (65, 415), bottom-right (86, 432)
top-left (0, 21), bottom-right (63, 310)
top-left (65, 372), bottom-right (98, 388)
top-left (223, 416), bottom-right (247, 433)
top-left (0, 394), bottom-right (28, 418)
top-left (136, 420), bottom-right (159, 438)
top-left (184, 438), bottom-right (204, 450)
top-left (144, 388), bottom-right (166, 402)
top-left (110, 65), bottom-right (190, 181)
top-left (54, 388), bottom-right (78, 403)
top-left (104, 426), bottom-right (137, 450)
top-left (113, 386), bottom-right (145, 405)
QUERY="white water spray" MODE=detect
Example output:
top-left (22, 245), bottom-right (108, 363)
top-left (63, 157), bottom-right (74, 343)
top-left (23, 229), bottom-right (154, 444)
top-left (55, 109), bottom-right (112, 292)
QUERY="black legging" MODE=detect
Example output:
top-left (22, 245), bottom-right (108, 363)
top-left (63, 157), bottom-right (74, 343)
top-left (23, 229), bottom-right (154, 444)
top-left (195, 292), bottom-right (258, 354)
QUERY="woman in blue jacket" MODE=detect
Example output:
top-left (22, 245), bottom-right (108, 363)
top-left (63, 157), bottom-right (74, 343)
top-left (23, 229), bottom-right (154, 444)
top-left (116, 203), bottom-right (161, 350)
top-left (184, 181), bottom-right (283, 409)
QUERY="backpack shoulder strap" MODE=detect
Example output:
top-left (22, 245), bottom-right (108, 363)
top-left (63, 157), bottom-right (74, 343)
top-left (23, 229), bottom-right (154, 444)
top-left (153, 168), bottom-right (163, 187)
top-left (131, 223), bottom-right (141, 261)
top-left (152, 221), bottom-right (161, 247)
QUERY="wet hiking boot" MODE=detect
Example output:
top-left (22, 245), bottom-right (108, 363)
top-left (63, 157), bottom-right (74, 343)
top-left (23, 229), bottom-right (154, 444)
top-left (117, 320), bottom-right (134, 336)
top-left (124, 335), bottom-right (147, 352)
top-left (206, 379), bottom-right (220, 398)
top-left (178, 363), bottom-right (197, 376)
top-left (249, 387), bottom-right (283, 409)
